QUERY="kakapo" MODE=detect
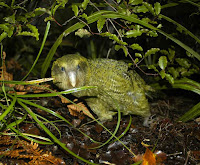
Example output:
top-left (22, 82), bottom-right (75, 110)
top-left (51, 53), bottom-right (150, 121)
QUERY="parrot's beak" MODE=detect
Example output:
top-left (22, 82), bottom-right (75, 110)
top-left (68, 71), bottom-right (76, 87)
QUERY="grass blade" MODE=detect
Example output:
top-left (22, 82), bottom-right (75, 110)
top-left (178, 102), bottom-right (200, 122)
top-left (0, 95), bottom-right (16, 121)
top-left (18, 99), bottom-right (98, 165)
top-left (22, 21), bottom-right (51, 80)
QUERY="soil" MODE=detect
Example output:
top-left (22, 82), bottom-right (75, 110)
top-left (0, 90), bottom-right (200, 165)
top-left (0, 58), bottom-right (200, 165)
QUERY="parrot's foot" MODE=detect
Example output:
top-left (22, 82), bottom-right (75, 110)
top-left (143, 114), bottom-right (154, 127)
top-left (98, 111), bottom-right (116, 121)
top-left (86, 98), bottom-right (117, 121)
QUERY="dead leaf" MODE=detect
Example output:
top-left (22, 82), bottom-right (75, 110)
top-left (0, 52), bottom-right (51, 94)
top-left (0, 135), bottom-right (65, 165)
top-left (154, 150), bottom-right (167, 164)
top-left (0, 52), bottom-right (14, 83)
top-left (142, 148), bottom-right (156, 165)
top-left (7, 58), bottom-right (22, 70)
top-left (67, 101), bottom-right (95, 119)
top-left (60, 96), bottom-right (71, 104)
top-left (189, 150), bottom-right (200, 160)
top-left (132, 154), bottom-right (143, 163)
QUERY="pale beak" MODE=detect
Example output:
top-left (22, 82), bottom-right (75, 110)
top-left (68, 71), bottom-right (76, 87)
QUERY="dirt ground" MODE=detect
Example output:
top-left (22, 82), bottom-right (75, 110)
top-left (1, 89), bottom-right (200, 165)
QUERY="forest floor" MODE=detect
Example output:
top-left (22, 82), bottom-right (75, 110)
top-left (0, 58), bottom-right (200, 165)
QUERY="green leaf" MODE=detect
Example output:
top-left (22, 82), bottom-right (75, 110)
top-left (17, 16), bottom-right (28, 23)
top-left (52, 4), bottom-right (63, 16)
top-left (135, 58), bottom-right (139, 63)
top-left (125, 29), bottom-right (142, 38)
top-left (165, 73), bottom-right (174, 84)
top-left (177, 67), bottom-right (187, 76)
top-left (175, 58), bottom-right (191, 68)
top-left (182, 68), bottom-right (198, 77)
top-left (168, 48), bottom-right (175, 62)
top-left (135, 5), bottom-right (148, 13)
top-left (0, 2), bottom-right (10, 8)
top-left (135, 53), bottom-right (142, 58)
top-left (97, 18), bottom-right (106, 32)
top-left (146, 30), bottom-right (158, 37)
top-left (56, 0), bottom-right (68, 5)
top-left (148, 65), bottom-right (159, 72)
top-left (173, 78), bottom-right (200, 95)
top-left (27, 24), bottom-right (39, 40)
top-left (173, 78), bottom-right (200, 122)
top-left (0, 24), bottom-right (14, 37)
top-left (101, 32), bottom-right (127, 45)
top-left (162, 3), bottom-right (179, 9)
top-left (144, 48), bottom-right (160, 57)
top-left (7, 26), bottom-right (14, 37)
top-left (157, 24), bottom-right (162, 28)
top-left (75, 28), bottom-right (91, 38)
top-left (160, 49), bottom-right (169, 55)
top-left (81, 0), bottom-right (89, 10)
top-left (186, 51), bottom-right (193, 58)
top-left (0, 32), bottom-right (8, 42)
top-left (159, 70), bottom-right (166, 79)
top-left (129, 0), bottom-right (143, 5)
top-left (17, 31), bottom-right (33, 37)
top-left (80, 13), bottom-right (88, 20)
top-left (18, 24), bottom-right (39, 41)
top-left (118, 8), bottom-right (127, 15)
top-left (178, 102), bottom-right (200, 122)
top-left (168, 67), bottom-right (179, 78)
top-left (130, 43), bottom-right (143, 51)
top-left (4, 14), bottom-right (16, 24)
top-left (25, 12), bottom-right (36, 19)
top-left (115, 45), bottom-right (128, 56)
top-left (154, 2), bottom-right (161, 15)
top-left (143, 2), bottom-right (154, 15)
top-left (44, 16), bottom-right (54, 22)
top-left (115, 45), bottom-right (121, 51)
top-left (72, 5), bottom-right (79, 16)
top-left (141, 17), bottom-right (151, 23)
top-left (158, 56), bottom-right (168, 70)
top-left (0, 24), bottom-right (9, 32)
top-left (34, 7), bottom-right (51, 16)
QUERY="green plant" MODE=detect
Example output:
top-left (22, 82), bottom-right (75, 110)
top-left (41, 0), bottom-right (199, 121)
top-left (0, 0), bottom-right (200, 164)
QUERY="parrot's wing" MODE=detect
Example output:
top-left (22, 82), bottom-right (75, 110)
top-left (88, 59), bottom-right (135, 106)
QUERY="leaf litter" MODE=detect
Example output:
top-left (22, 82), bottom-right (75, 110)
top-left (0, 53), bottom-right (200, 165)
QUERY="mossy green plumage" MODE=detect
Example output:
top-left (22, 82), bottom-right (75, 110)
top-left (51, 53), bottom-right (150, 121)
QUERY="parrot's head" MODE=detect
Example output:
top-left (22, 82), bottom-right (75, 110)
top-left (51, 53), bottom-right (89, 90)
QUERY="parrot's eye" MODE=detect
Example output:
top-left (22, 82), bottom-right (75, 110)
top-left (60, 67), bottom-right (65, 72)
top-left (77, 64), bottom-right (80, 70)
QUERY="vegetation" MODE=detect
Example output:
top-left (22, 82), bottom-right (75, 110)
top-left (0, 0), bottom-right (199, 164)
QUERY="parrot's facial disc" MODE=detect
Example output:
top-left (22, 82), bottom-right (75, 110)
top-left (52, 54), bottom-right (89, 90)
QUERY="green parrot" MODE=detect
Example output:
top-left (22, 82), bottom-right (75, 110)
top-left (51, 53), bottom-right (150, 122)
